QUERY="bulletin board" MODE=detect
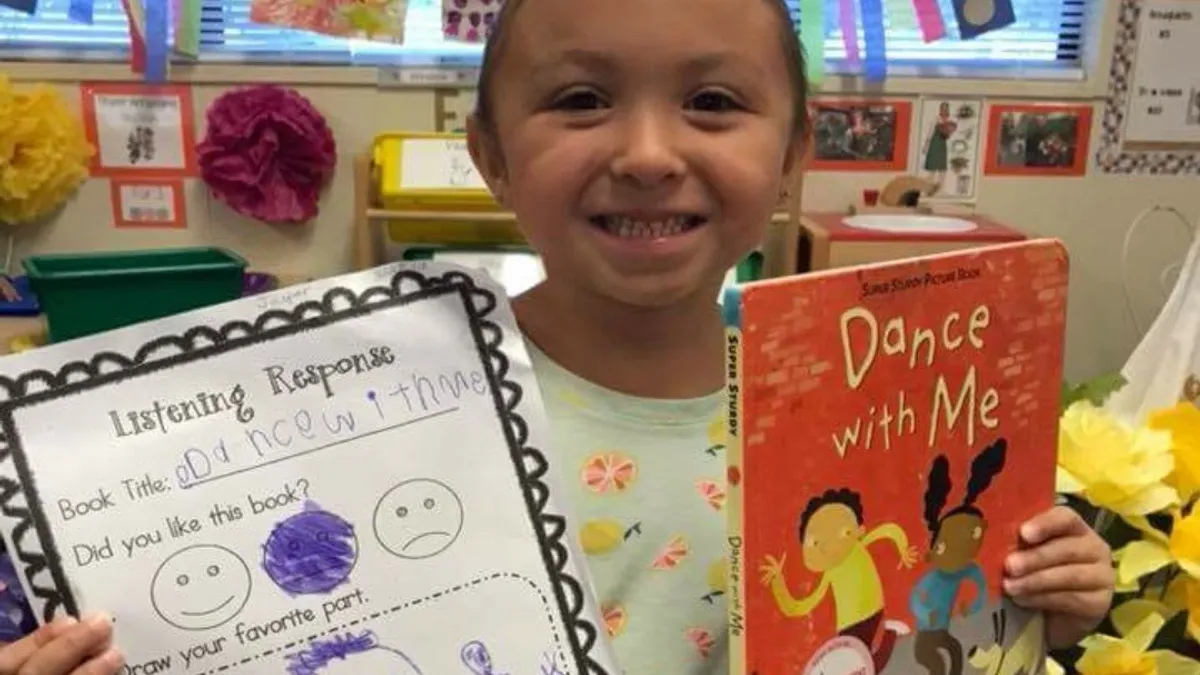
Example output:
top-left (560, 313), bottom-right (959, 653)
top-left (1096, 0), bottom-right (1200, 174)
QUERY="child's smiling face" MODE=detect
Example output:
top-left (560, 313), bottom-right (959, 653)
top-left (468, 0), bottom-right (802, 308)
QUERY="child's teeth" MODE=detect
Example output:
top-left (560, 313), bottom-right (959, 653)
top-left (604, 216), bottom-right (693, 238)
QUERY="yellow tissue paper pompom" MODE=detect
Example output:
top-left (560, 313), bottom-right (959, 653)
top-left (1057, 400), bottom-right (1179, 519)
top-left (0, 75), bottom-right (94, 226)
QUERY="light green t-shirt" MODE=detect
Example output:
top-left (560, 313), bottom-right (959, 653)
top-left (527, 342), bottom-right (729, 675)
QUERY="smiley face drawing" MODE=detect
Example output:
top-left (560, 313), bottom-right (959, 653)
top-left (151, 544), bottom-right (252, 631)
top-left (372, 478), bottom-right (464, 559)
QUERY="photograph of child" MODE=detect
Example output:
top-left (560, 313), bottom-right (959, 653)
top-left (811, 100), bottom-right (912, 171)
top-left (985, 104), bottom-right (1092, 176)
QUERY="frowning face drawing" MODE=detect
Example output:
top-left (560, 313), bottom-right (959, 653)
top-left (372, 478), bottom-right (464, 559)
top-left (151, 544), bottom-right (252, 630)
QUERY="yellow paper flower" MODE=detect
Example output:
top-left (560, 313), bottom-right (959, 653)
top-left (1114, 507), bottom-right (1200, 586)
top-left (1114, 575), bottom-right (1200, 643)
top-left (1075, 613), bottom-right (1199, 675)
top-left (1058, 400), bottom-right (1179, 518)
top-left (0, 75), bottom-right (93, 225)
top-left (1149, 402), bottom-right (1200, 502)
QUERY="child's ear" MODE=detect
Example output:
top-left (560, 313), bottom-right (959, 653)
top-left (466, 113), bottom-right (509, 207)
top-left (781, 123), bottom-right (814, 178)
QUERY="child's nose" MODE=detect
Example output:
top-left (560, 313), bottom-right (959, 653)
top-left (609, 111), bottom-right (686, 188)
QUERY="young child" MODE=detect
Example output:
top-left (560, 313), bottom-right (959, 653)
top-left (0, 0), bottom-right (1116, 673)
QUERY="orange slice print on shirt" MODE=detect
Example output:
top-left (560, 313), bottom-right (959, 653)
top-left (651, 535), bottom-right (689, 570)
top-left (695, 480), bottom-right (725, 510)
top-left (602, 605), bottom-right (627, 637)
top-left (685, 628), bottom-right (715, 658)
top-left (581, 452), bottom-right (637, 494)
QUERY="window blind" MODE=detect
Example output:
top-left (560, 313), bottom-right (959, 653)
top-left (0, 0), bottom-right (1090, 75)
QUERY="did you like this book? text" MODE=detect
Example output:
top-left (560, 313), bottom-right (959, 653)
top-left (723, 239), bottom-right (1068, 675)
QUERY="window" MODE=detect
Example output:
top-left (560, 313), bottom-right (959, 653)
top-left (0, 0), bottom-right (1090, 79)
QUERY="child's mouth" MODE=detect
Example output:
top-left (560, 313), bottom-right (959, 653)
top-left (589, 215), bottom-right (706, 239)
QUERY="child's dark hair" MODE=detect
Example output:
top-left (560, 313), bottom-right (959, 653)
top-left (473, 0), bottom-right (811, 140)
top-left (798, 488), bottom-right (863, 541)
top-left (922, 438), bottom-right (1008, 542)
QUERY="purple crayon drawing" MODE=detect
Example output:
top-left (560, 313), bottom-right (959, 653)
top-left (285, 630), bottom-right (422, 675)
top-left (461, 640), bottom-right (507, 675)
top-left (262, 502), bottom-right (358, 595)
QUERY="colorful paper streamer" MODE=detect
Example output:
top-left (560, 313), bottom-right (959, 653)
top-left (860, 0), bottom-right (886, 81)
top-left (798, 0), bottom-right (825, 84)
top-left (68, 0), bottom-right (95, 24)
top-left (144, 0), bottom-right (168, 82)
top-left (121, 0), bottom-right (148, 76)
top-left (837, 0), bottom-right (859, 68)
top-left (910, 0), bottom-right (946, 42)
top-left (172, 0), bottom-right (201, 57)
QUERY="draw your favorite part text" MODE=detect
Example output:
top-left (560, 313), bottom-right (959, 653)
top-left (60, 343), bottom-right (492, 571)
top-left (832, 302), bottom-right (1002, 457)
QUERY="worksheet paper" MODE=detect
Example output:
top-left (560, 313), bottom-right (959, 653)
top-left (0, 262), bottom-right (616, 675)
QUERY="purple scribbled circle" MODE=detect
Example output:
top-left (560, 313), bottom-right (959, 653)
top-left (263, 506), bottom-right (358, 595)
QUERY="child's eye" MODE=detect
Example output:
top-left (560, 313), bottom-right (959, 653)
top-left (687, 89), bottom-right (742, 113)
top-left (551, 88), bottom-right (607, 112)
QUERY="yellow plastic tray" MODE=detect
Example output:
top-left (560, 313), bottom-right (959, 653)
top-left (373, 131), bottom-right (500, 211)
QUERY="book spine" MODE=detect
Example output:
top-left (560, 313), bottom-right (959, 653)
top-left (721, 285), bottom-right (748, 675)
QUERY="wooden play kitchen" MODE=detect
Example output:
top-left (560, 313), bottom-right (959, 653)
top-left (782, 176), bottom-right (1029, 273)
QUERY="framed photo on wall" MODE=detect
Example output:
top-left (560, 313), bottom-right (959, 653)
top-left (984, 103), bottom-right (1093, 177)
top-left (809, 99), bottom-right (913, 172)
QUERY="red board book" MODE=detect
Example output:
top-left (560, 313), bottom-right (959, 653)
top-left (723, 239), bottom-right (1068, 675)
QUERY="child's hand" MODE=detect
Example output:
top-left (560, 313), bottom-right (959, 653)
top-left (0, 613), bottom-right (123, 675)
top-left (1003, 506), bottom-right (1114, 649)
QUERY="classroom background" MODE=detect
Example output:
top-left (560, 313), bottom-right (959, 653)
top-left (3, 0), bottom-right (1193, 387)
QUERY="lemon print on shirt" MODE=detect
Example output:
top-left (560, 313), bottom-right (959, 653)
top-left (705, 416), bottom-right (726, 456)
top-left (581, 452), bottom-right (637, 494)
top-left (580, 519), bottom-right (643, 555)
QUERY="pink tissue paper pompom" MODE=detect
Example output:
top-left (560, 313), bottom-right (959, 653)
top-left (197, 85), bottom-right (336, 224)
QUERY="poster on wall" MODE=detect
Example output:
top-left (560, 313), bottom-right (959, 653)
top-left (809, 99), bottom-right (913, 172)
top-left (250, 0), bottom-right (408, 42)
top-left (912, 97), bottom-right (983, 201)
top-left (1095, 0), bottom-right (1200, 174)
top-left (110, 178), bottom-right (188, 229)
top-left (81, 83), bottom-right (197, 178)
top-left (984, 103), bottom-right (1092, 177)
top-left (1122, 1), bottom-right (1200, 148)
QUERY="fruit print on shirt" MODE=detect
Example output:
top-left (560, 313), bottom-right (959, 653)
top-left (582, 451), bottom-right (638, 494)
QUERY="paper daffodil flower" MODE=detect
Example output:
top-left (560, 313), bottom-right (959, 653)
top-left (1057, 401), bottom-right (1179, 518)
top-left (1149, 402), bottom-right (1200, 502)
top-left (1074, 613), bottom-right (1199, 675)
top-left (1114, 506), bottom-right (1200, 585)
top-left (1110, 573), bottom-right (1200, 644)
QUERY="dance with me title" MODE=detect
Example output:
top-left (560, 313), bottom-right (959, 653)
top-left (724, 239), bottom-right (1067, 675)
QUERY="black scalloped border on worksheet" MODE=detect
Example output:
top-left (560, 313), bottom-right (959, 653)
top-left (0, 268), bottom-right (609, 675)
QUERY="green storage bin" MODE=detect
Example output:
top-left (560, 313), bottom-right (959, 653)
top-left (25, 247), bottom-right (248, 343)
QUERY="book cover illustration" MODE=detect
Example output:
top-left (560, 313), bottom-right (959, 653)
top-left (723, 239), bottom-right (1068, 675)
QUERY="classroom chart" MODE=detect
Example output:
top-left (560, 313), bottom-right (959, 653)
top-left (1124, 0), bottom-right (1200, 147)
top-left (0, 263), bottom-right (616, 675)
